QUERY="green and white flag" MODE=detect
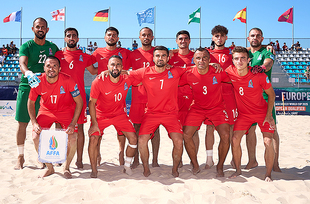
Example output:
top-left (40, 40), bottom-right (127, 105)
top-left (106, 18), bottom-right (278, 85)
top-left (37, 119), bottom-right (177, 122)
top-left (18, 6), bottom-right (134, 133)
top-left (188, 8), bottom-right (200, 24)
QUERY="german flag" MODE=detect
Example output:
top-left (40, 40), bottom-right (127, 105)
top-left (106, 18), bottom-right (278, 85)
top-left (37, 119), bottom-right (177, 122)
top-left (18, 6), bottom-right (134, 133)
top-left (93, 9), bottom-right (109, 22)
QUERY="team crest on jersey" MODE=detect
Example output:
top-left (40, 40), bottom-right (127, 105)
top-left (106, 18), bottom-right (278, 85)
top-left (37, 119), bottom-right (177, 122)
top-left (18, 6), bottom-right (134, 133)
top-left (79, 55), bottom-right (83, 62)
top-left (74, 84), bottom-right (78, 90)
top-left (49, 48), bottom-right (53, 55)
top-left (266, 77), bottom-right (270, 83)
top-left (168, 71), bottom-right (173, 79)
top-left (60, 86), bottom-right (65, 94)
top-left (229, 48), bottom-right (232, 54)
top-left (191, 57), bottom-right (194, 64)
top-left (257, 54), bottom-right (262, 61)
top-left (212, 76), bottom-right (218, 84)
top-left (118, 52), bottom-right (123, 59)
top-left (124, 82), bottom-right (128, 90)
top-left (248, 80), bottom-right (254, 88)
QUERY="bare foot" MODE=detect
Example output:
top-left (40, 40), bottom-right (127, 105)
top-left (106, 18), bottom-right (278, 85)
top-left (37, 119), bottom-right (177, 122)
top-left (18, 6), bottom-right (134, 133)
top-left (38, 168), bottom-right (55, 178)
top-left (178, 160), bottom-right (183, 168)
top-left (131, 160), bottom-right (140, 169)
top-left (245, 161), bottom-right (258, 169)
top-left (152, 161), bottom-right (160, 167)
top-left (119, 152), bottom-right (124, 166)
top-left (229, 170), bottom-right (242, 179)
top-left (75, 161), bottom-right (83, 169)
top-left (205, 160), bottom-right (214, 169)
top-left (191, 167), bottom-right (200, 175)
top-left (54, 163), bottom-right (62, 167)
top-left (143, 169), bottom-right (151, 177)
top-left (216, 166), bottom-right (224, 177)
top-left (230, 160), bottom-right (236, 169)
top-left (64, 170), bottom-right (72, 179)
top-left (124, 166), bottom-right (133, 176)
top-left (37, 160), bottom-right (46, 169)
top-left (97, 156), bottom-right (101, 167)
top-left (14, 155), bottom-right (25, 170)
top-left (273, 164), bottom-right (282, 172)
top-left (265, 176), bottom-right (273, 182)
top-left (172, 169), bottom-right (179, 177)
top-left (90, 171), bottom-right (98, 178)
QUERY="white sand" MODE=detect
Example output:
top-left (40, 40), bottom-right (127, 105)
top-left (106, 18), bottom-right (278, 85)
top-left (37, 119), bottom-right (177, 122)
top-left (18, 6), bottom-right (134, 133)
top-left (0, 115), bottom-right (309, 204)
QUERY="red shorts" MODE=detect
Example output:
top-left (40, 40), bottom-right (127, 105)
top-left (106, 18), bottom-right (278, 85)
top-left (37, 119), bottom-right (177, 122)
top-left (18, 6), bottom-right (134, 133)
top-left (186, 106), bottom-right (229, 127)
top-left (234, 114), bottom-right (275, 133)
top-left (222, 93), bottom-right (238, 125)
top-left (92, 113), bottom-right (135, 136)
top-left (77, 105), bottom-right (87, 124)
top-left (139, 112), bottom-right (183, 137)
top-left (129, 103), bottom-right (146, 124)
top-left (36, 111), bottom-right (78, 132)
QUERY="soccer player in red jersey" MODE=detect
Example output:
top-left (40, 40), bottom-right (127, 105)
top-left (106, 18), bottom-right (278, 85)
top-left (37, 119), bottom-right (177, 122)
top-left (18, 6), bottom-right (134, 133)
top-left (226, 47), bottom-right (275, 182)
top-left (88, 55), bottom-right (139, 178)
top-left (180, 48), bottom-right (231, 177)
top-left (55, 27), bottom-right (97, 169)
top-left (204, 25), bottom-right (237, 169)
top-left (92, 27), bottom-right (131, 73)
top-left (129, 46), bottom-right (185, 177)
top-left (127, 27), bottom-right (161, 168)
top-left (28, 56), bottom-right (83, 178)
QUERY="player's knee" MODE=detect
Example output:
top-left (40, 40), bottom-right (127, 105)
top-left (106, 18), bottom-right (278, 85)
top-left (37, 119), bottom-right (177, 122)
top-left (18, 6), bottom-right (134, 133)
top-left (231, 136), bottom-right (240, 147)
top-left (138, 135), bottom-right (149, 145)
top-left (263, 137), bottom-right (273, 147)
top-left (89, 136), bottom-right (99, 146)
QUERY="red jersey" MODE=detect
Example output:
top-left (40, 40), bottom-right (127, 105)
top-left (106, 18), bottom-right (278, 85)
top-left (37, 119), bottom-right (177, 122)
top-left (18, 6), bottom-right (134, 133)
top-left (169, 51), bottom-right (195, 68)
top-left (225, 65), bottom-right (272, 116)
top-left (92, 47), bottom-right (131, 73)
top-left (29, 73), bottom-right (80, 113)
top-left (179, 66), bottom-right (230, 110)
top-left (128, 47), bottom-right (155, 104)
top-left (130, 66), bottom-right (186, 114)
top-left (208, 47), bottom-right (234, 95)
top-left (90, 75), bottom-right (139, 118)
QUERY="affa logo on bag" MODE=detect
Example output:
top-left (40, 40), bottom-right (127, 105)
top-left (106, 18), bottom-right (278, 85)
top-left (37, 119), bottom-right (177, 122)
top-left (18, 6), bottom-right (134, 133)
top-left (47, 135), bottom-right (60, 155)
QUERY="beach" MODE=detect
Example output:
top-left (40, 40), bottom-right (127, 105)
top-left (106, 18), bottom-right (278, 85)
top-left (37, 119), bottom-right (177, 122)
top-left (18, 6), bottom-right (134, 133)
top-left (0, 115), bottom-right (309, 204)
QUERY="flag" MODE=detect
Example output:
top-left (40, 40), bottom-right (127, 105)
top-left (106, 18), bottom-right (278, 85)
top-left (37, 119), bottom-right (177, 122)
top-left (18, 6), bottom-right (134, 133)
top-left (93, 9), bottom-right (109, 22)
top-left (51, 8), bottom-right (65, 21)
top-left (278, 8), bottom-right (293, 24)
top-left (136, 7), bottom-right (154, 26)
top-left (188, 8), bottom-right (200, 24)
top-left (233, 7), bottom-right (246, 23)
top-left (3, 10), bottom-right (21, 23)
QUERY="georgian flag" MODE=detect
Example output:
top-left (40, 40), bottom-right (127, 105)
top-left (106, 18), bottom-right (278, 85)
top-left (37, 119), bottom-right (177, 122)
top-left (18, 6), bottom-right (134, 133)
top-left (51, 8), bottom-right (65, 21)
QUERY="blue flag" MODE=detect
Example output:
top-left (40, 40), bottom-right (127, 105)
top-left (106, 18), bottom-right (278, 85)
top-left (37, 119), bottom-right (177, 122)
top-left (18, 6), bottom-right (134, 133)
top-left (136, 7), bottom-right (154, 26)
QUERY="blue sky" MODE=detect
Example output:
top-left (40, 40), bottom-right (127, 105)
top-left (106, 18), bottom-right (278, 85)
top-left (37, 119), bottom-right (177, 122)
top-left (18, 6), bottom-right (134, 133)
top-left (0, 0), bottom-right (307, 49)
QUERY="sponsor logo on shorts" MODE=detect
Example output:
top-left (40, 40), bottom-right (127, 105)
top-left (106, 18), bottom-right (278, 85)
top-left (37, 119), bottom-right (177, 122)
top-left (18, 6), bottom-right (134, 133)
top-left (168, 71), bottom-right (173, 79)
top-left (60, 86), bottom-right (66, 94)
top-left (124, 82), bottom-right (128, 90)
top-left (135, 58), bottom-right (141, 61)
top-left (248, 79), bottom-right (254, 88)
top-left (212, 76), bottom-right (218, 84)
top-left (79, 55), bottom-right (83, 62)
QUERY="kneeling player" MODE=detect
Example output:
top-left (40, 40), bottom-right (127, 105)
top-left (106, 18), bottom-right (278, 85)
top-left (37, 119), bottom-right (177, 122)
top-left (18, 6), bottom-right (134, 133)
top-left (226, 47), bottom-right (275, 182)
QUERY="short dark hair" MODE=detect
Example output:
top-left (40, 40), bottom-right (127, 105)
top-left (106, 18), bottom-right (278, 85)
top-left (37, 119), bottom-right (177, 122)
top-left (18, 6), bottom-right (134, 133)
top-left (64, 27), bottom-right (79, 37)
top-left (139, 27), bottom-right (153, 35)
top-left (105, 27), bottom-right (119, 35)
top-left (33, 17), bottom-right (48, 27)
top-left (194, 47), bottom-right (210, 58)
top-left (154, 46), bottom-right (169, 56)
top-left (109, 55), bottom-right (122, 62)
top-left (249, 27), bottom-right (263, 36)
top-left (211, 25), bottom-right (228, 36)
top-left (45, 56), bottom-right (60, 66)
top-left (231, 46), bottom-right (249, 58)
top-left (176, 30), bottom-right (190, 39)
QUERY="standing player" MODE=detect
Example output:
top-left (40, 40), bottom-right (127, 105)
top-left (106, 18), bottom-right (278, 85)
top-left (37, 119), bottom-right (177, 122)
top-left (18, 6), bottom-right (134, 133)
top-left (227, 46), bottom-right (275, 182)
top-left (88, 55), bottom-right (139, 178)
top-left (55, 27), bottom-right (97, 169)
top-left (130, 46), bottom-right (185, 177)
top-left (180, 48), bottom-right (231, 177)
top-left (28, 56), bottom-right (83, 178)
top-left (246, 28), bottom-right (280, 172)
top-left (15, 18), bottom-right (59, 170)
top-left (204, 25), bottom-right (237, 169)
top-left (127, 27), bottom-right (160, 168)
top-left (92, 27), bottom-right (131, 166)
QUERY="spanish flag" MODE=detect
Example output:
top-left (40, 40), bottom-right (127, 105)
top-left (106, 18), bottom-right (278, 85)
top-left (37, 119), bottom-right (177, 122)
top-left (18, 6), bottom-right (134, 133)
top-left (233, 7), bottom-right (246, 23)
top-left (93, 9), bottom-right (109, 22)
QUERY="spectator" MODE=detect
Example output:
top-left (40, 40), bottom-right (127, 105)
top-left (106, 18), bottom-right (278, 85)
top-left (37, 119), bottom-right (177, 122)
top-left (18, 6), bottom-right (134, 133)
top-left (132, 40), bottom-right (138, 50)
top-left (0, 52), bottom-right (5, 66)
top-left (2, 45), bottom-right (8, 56)
top-left (117, 41), bottom-right (122, 48)
top-left (93, 42), bottom-right (98, 51)
top-left (6, 44), bottom-right (12, 55)
top-left (229, 42), bottom-right (235, 50)
top-left (304, 66), bottom-right (310, 81)
top-left (282, 42), bottom-right (288, 51)
top-left (11, 44), bottom-right (18, 55)
top-left (275, 40), bottom-right (280, 52)
top-left (88, 41), bottom-right (93, 52)
top-left (292, 41), bottom-right (302, 51)
top-left (9, 41), bottom-right (14, 49)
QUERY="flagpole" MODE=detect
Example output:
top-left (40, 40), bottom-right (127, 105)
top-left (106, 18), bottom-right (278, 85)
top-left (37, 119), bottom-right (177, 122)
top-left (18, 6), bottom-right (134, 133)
top-left (199, 7), bottom-right (201, 47)
top-left (64, 7), bottom-right (66, 48)
top-left (245, 6), bottom-right (247, 47)
top-left (20, 7), bottom-right (23, 46)
top-left (109, 7), bottom-right (111, 27)
top-left (292, 6), bottom-right (294, 47)
top-left (154, 6), bottom-right (156, 46)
